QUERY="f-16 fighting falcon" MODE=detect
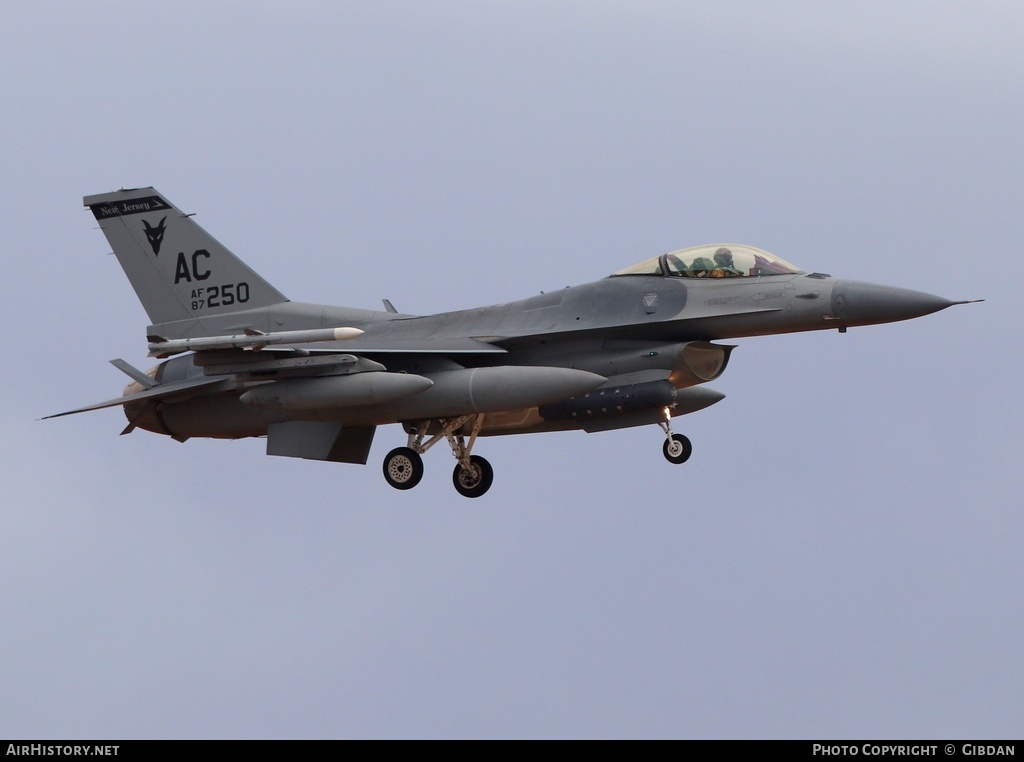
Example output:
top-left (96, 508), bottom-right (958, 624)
top-left (48, 187), bottom-right (979, 497)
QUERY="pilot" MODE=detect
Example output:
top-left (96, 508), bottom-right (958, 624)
top-left (710, 247), bottom-right (742, 277)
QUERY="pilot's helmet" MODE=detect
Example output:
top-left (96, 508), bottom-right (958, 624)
top-left (713, 247), bottom-right (734, 266)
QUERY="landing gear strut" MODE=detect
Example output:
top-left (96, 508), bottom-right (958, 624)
top-left (658, 411), bottom-right (692, 465)
top-left (382, 414), bottom-right (494, 498)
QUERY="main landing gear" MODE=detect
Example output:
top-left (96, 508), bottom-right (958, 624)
top-left (382, 414), bottom-right (494, 498)
top-left (382, 447), bottom-right (423, 490)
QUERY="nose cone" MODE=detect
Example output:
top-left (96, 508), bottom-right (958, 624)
top-left (831, 280), bottom-right (955, 327)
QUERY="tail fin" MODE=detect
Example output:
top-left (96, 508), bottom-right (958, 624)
top-left (84, 187), bottom-right (288, 326)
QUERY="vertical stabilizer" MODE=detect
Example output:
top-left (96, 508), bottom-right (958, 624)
top-left (84, 187), bottom-right (288, 325)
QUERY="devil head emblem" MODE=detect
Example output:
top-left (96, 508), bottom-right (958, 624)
top-left (142, 216), bottom-right (167, 256)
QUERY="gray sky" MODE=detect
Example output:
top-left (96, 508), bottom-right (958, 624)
top-left (2, 1), bottom-right (1020, 739)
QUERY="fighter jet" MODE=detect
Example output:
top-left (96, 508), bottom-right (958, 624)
top-left (48, 187), bottom-right (979, 497)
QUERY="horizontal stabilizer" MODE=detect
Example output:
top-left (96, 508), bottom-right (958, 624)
top-left (109, 358), bottom-right (157, 389)
top-left (43, 376), bottom-right (230, 419)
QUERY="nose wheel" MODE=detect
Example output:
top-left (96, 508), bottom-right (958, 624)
top-left (658, 417), bottom-right (692, 464)
top-left (662, 433), bottom-right (692, 464)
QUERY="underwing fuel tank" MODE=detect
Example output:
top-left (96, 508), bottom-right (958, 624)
top-left (239, 372), bottom-right (433, 410)
top-left (359, 366), bottom-right (609, 422)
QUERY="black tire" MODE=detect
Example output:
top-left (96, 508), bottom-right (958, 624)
top-left (383, 447), bottom-right (424, 490)
top-left (662, 434), bottom-right (692, 464)
top-left (452, 455), bottom-right (494, 498)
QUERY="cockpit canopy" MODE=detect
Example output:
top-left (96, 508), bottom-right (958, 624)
top-left (612, 244), bottom-right (802, 279)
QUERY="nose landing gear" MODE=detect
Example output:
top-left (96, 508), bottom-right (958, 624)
top-left (658, 411), bottom-right (692, 465)
top-left (662, 433), bottom-right (692, 464)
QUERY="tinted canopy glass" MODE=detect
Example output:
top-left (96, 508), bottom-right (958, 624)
top-left (613, 244), bottom-right (801, 279)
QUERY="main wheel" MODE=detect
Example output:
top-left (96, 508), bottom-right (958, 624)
top-left (452, 455), bottom-right (494, 498)
top-left (383, 447), bottom-right (424, 490)
top-left (663, 433), bottom-right (692, 464)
